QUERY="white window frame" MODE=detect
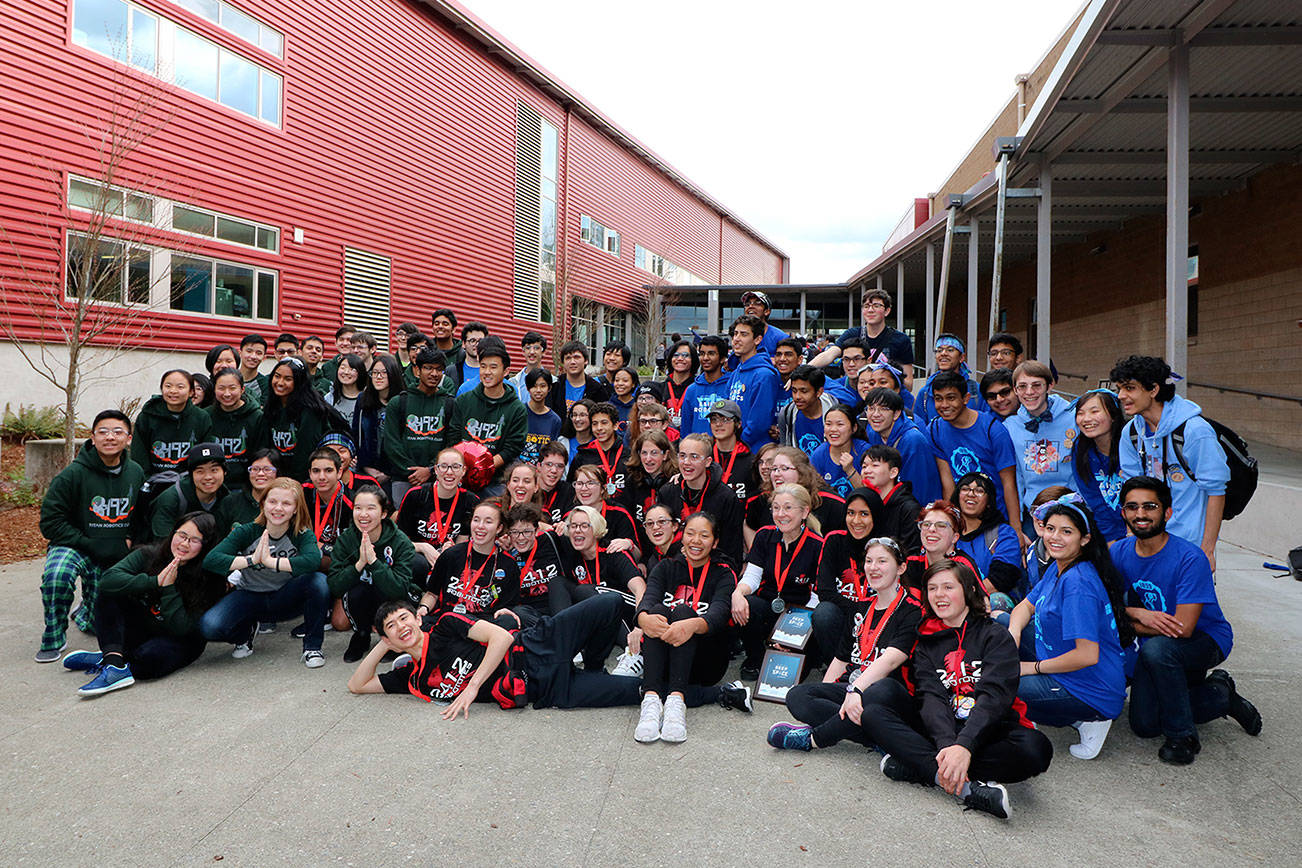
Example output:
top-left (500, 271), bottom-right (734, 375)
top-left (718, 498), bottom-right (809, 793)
top-left (580, 214), bottom-right (620, 257)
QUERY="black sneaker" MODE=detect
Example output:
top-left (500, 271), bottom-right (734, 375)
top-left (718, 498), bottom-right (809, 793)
top-left (879, 753), bottom-right (931, 786)
top-left (1206, 669), bottom-right (1262, 736)
top-left (963, 781), bottom-right (1011, 819)
top-left (739, 660), bottom-right (761, 680)
top-left (718, 680), bottom-right (753, 713)
top-left (343, 631), bottom-right (372, 663)
top-left (1158, 735), bottom-right (1201, 765)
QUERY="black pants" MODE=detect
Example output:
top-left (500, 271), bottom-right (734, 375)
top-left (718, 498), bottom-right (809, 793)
top-left (859, 678), bottom-right (1053, 784)
top-left (640, 603), bottom-right (730, 699)
top-left (810, 601), bottom-right (847, 668)
top-left (522, 595), bottom-right (719, 709)
top-left (740, 595), bottom-right (821, 671)
top-left (787, 680), bottom-right (874, 748)
top-left (567, 585), bottom-right (634, 670)
top-left (409, 555), bottom-right (434, 590)
top-left (342, 581), bottom-right (385, 636)
top-left (95, 595), bottom-right (206, 681)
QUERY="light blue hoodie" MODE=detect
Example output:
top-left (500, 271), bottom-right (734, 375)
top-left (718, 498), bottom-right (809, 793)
top-left (680, 370), bottom-right (733, 437)
top-left (1118, 394), bottom-right (1229, 545)
top-left (727, 354), bottom-right (782, 451)
top-left (1004, 393), bottom-right (1078, 514)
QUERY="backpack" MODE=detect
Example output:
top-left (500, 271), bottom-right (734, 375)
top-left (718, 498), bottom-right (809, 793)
top-left (1129, 416), bottom-right (1257, 521)
top-left (129, 471), bottom-right (183, 541)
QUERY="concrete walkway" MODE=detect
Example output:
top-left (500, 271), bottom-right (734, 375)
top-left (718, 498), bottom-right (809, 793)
top-left (1, 541), bottom-right (1299, 867)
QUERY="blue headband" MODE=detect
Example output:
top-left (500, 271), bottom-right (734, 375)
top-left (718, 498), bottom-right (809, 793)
top-left (868, 362), bottom-right (904, 385)
top-left (1033, 492), bottom-right (1092, 528)
top-left (934, 336), bottom-right (965, 353)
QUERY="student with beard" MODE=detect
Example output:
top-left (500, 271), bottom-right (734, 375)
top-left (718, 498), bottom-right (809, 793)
top-left (206, 367), bottom-right (263, 489)
top-left (679, 335), bottom-right (731, 437)
top-left (640, 504), bottom-right (682, 575)
top-left (505, 503), bottom-right (567, 627)
top-left (810, 487), bottom-right (886, 667)
top-left (556, 505), bottom-right (645, 672)
top-left (620, 430), bottom-right (676, 527)
top-left (732, 484), bottom-right (825, 679)
top-left (706, 400), bottom-right (755, 502)
top-left (536, 442), bottom-right (576, 525)
top-left (382, 347), bottom-right (456, 505)
top-left (571, 403), bottom-right (629, 497)
top-left (1008, 495), bottom-right (1130, 761)
top-left (420, 500), bottom-right (521, 624)
top-left (655, 434), bottom-right (744, 567)
top-left (862, 387), bottom-right (941, 506)
top-left (859, 446), bottom-right (922, 555)
top-left (328, 485), bottom-right (418, 662)
top-left (398, 447), bottom-right (478, 584)
top-left (260, 358), bottom-right (349, 482)
top-left (634, 513), bottom-right (752, 743)
top-left (65, 512), bottom-right (224, 694)
top-left (1113, 477), bottom-right (1261, 764)
top-left (571, 464), bottom-right (639, 555)
top-left (131, 369), bottom-right (215, 477)
top-left (770, 538), bottom-right (922, 751)
top-left (1072, 389), bottom-right (1127, 542)
top-left (862, 560), bottom-right (1052, 820)
top-left (660, 339), bottom-right (697, 430)
top-left (902, 501), bottom-right (983, 595)
top-left (950, 472), bottom-right (1023, 604)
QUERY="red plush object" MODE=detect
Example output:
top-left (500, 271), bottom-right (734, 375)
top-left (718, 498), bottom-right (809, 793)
top-left (455, 441), bottom-right (495, 490)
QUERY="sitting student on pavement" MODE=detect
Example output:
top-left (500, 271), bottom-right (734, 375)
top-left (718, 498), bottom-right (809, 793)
top-left (420, 500), bottom-right (521, 625)
top-left (397, 446), bottom-right (478, 587)
top-left (1112, 476), bottom-right (1261, 765)
top-left (859, 446), bottom-right (922, 555)
top-left (950, 472), bottom-right (1024, 605)
top-left (64, 512), bottom-right (224, 695)
top-left (809, 487), bottom-right (885, 669)
top-left (504, 503), bottom-right (568, 628)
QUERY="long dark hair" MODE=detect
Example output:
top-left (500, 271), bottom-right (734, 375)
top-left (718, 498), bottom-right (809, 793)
top-left (561, 398), bottom-right (596, 439)
top-left (360, 353), bottom-right (404, 413)
top-left (665, 339), bottom-right (699, 381)
top-left (1041, 502), bottom-right (1135, 644)
top-left (330, 353), bottom-right (370, 400)
top-left (268, 358), bottom-right (346, 427)
top-left (1073, 389), bottom-right (1125, 479)
top-left (146, 512), bottom-right (225, 613)
top-left (950, 471), bottom-right (1006, 535)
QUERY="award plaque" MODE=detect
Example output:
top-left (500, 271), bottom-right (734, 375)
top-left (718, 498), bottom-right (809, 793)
top-left (770, 607), bottom-right (814, 650)
top-left (755, 649), bottom-right (806, 703)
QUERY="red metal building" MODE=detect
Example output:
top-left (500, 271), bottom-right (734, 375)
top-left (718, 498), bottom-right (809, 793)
top-left (0, 0), bottom-right (786, 387)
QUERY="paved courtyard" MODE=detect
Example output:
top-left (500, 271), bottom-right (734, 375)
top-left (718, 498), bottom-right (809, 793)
top-left (1, 541), bottom-right (1299, 866)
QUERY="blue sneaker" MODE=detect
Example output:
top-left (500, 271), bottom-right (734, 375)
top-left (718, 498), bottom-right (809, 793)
top-left (767, 721), bottom-right (813, 751)
top-left (62, 650), bottom-right (103, 672)
top-left (77, 664), bottom-right (135, 697)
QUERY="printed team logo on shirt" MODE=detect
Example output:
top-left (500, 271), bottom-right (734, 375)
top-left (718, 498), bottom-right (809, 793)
top-left (151, 440), bottom-right (191, 465)
top-left (1095, 469), bottom-right (1123, 509)
top-left (1024, 440), bottom-right (1061, 475)
top-left (693, 395), bottom-right (720, 422)
top-left (90, 495), bottom-right (133, 523)
top-left (464, 417), bottom-right (503, 443)
top-left (727, 381), bottom-right (747, 402)
top-left (520, 433), bottom-right (549, 464)
top-left (798, 433), bottom-right (822, 455)
top-left (416, 518), bottom-right (462, 541)
top-left (521, 562), bottom-right (558, 593)
top-left (834, 568), bottom-right (866, 602)
top-left (406, 412), bottom-right (445, 437)
top-left (215, 432), bottom-right (247, 459)
top-left (662, 586), bottom-right (711, 615)
top-left (948, 446), bottom-right (982, 477)
top-left (271, 426), bottom-right (298, 454)
top-left (425, 656), bottom-right (475, 700)
top-left (824, 471), bottom-right (855, 499)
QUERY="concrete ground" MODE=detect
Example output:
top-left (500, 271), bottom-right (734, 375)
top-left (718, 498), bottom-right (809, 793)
top-left (1, 542), bottom-right (1299, 867)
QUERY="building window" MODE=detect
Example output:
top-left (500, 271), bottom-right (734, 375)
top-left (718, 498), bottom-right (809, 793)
top-left (72, 0), bottom-right (282, 126)
top-left (571, 297), bottom-right (599, 360)
top-left (172, 0), bottom-right (284, 58)
top-left (513, 102), bottom-right (556, 324)
top-left (168, 251), bottom-right (276, 319)
top-left (1187, 244), bottom-right (1199, 338)
top-left (580, 215), bottom-right (620, 256)
top-left (634, 244), bottom-right (703, 286)
top-left (66, 233), bottom-right (152, 305)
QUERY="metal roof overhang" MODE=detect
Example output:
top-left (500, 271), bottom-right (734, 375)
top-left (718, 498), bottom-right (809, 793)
top-left (846, 0), bottom-right (1302, 290)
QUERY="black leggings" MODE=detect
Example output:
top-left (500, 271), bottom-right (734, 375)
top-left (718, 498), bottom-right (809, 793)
top-left (342, 582), bottom-right (385, 635)
top-left (859, 679), bottom-right (1053, 784)
top-left (95, 595), bottom-right (206, 681)
top-left (640, 603), bottom-right (730, 698)
top-left (786, 680), bottom-right (874, 748)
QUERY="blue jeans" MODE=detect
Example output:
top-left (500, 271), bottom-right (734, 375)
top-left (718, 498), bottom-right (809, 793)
top-left (1128, 631), bottom-right (1227, 740)
top-left (1018, 674), bottom-right (1110, 726)
top-left (200, 572), bottom-right (329, 652)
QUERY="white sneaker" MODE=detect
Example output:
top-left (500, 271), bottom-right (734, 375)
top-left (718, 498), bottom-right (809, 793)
top-left (231, 642), bottom-right (254, 659)
top-left (302, 650), bottom-right (325, 669)
top-left (390, 653), bottom-right (413, 672)
top-left (635, 693), bottom-right (663, 743)
top-left (572, 651), bottom-right (585, 667)
top-left (660, 695), bottom-right (687, 743)
top-left (1069, 719), bottom-right (1113, 760)
top-left (611, 651), bottom-right (644, 678)
top-left (257, 621), bottom-right (277, 634)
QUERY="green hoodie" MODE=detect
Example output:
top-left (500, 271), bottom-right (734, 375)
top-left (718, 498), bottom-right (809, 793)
top-left (380, 383), bottom-right (457, 472)
top-left (327, 519), bottom-right (418, 602)
top-left (214, 488), bottom-right (261, 535)
top-left (39, 441), bottom-right (146, 565)
top-left (261, 400), bottom-right (347, 481)
top-left (452, 382), bottom-right (528, 475)
top-left (130, 396), bottom-right (215, 477)
top-left (241, 371), bottom-right (270, 408)
top-left (99, 547), bottom-right (212, 638)
top-left (148, 475), bottom-right (231, 542)
top-left (205, 400), bottom-right (263, 486)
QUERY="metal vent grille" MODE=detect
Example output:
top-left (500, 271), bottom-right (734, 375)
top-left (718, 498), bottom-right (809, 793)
top-left (513, 101), bottom-right (543, 320)
top-left (343, 246), bottom-right (391, 350)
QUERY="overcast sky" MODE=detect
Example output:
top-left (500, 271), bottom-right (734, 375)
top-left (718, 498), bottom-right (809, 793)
top-left (461, 0), bottom-right (1086, 283)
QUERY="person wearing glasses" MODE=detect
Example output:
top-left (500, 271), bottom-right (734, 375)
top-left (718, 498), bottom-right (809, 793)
top-left (450, 322), bottom-right (489, 395)
top-left (656, 434), bottom-right (744, 567)
top-left (396, 447), bottom-right (479, 586)
top-left (504, 503), bottom-right (567, 628)
top-left (419, 500), bottom-right (520, 626)
top-left (985, 333), bottom-right (1024, 372)
top-left (660, 339), bottom-right (698, 430)
top-left (980, 369), bottom-right (1020, 420)
top-left (536, 442), bottom-right (576, 525)
top-left (1003, 361), bottom-right (1078, 538)
top-left (35, 411), bottom-right (147, 664)
top-left (809, 289), bottom-right (915, 391)
top-left (640, 504), bottom-right (682, 574)
top-left (769, 537), bottom-right (922, 751)
top-left (902, 501), bottom-right (983, 595)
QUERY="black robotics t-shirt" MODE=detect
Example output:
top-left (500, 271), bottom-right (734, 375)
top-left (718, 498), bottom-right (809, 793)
top-left (835, 588), bottom-right (923, 684)
top-left (378, 611), bottom-right (509, 702)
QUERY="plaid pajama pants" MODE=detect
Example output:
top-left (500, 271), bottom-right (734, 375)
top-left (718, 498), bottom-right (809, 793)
top-left (39, 546), bottom-right (101, 651)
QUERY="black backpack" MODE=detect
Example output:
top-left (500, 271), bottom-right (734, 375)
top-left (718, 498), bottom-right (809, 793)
top-left (1129, 416), bottom-right (1258, 521)
top-left (129, 471), bottom-right (183, 541)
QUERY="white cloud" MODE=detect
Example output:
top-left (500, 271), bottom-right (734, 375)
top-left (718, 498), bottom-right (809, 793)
top-left (461, 0), bottom-right (1085, 283)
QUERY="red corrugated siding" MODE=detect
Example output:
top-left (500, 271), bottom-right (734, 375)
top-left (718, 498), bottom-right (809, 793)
top-left (0, 0), bottom-right (784, 357)
top-left (722, 218), bottom-right (783, 284)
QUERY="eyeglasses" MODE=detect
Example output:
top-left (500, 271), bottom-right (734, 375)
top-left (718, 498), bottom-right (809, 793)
top-left (1122, 502), bottom-right (1162, 513)
top-left (644, 518), bottom-right (677, 529)
top-left (93, 427), bottom-right (130, 437)
top-left (985, 387), bottom-right (1013, 400)
top-left (862, 302), bottom-right (887, 310)
top-left (435, 463), bottom-right (465, 472)
top-left (988, 348), bottom-right (1015, 358)
top-left (638, 417), bottom-right (663, 425)
top-left (842, 355), bottom-right (866, 364)
top-left (507, 528), bottom-right (536, 539)
top-left (671, 352), bottom-right (691, 359)
top-left (679, 452), bottom-right (709, 462)
top-left (248, 466), bottom-right (277, 475)
top-left (540, 461), bottom-right (566, 470)
top-left (173, 530), bottom-right (204, 545)
top-left (573, 479), bottom-right (600, 488)
top-left (1015, 382), bottom-right (1047, 393)
top-left (919, 520), bottom-right (953, 530)
top-left (758, 460), bottom-right (774, 469)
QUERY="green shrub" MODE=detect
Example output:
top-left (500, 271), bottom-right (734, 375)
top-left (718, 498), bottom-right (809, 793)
top-left (1, 404), bottom-right (66, 442)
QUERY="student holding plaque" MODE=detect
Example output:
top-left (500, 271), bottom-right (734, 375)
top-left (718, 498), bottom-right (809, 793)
top-left (769, 538), bottom-right (922, 751)
top-left (731, 484), bottom-right (825, 680)
top-left (860, 560), bottom-right (1053, 820)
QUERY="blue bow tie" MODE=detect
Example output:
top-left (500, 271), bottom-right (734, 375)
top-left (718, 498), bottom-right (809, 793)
top-left (1024, 410), bottom-right (1053, 433)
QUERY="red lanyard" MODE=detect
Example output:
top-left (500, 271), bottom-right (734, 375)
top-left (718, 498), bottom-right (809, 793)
top-left (665, 377), bottom-right (687, 412)
top-left (847, 549), bottom-right (868, 601)
top-left (772, 529), bottom-right (811, 597)
top-left (580, 548), bottom-right (604, 585)
top-left (713, 443), bottom-right (740, 482)
top-left (678, 480), bottom-right (707, 520)
top-left (458, 547), bottom-right (497, 604)
top-left (857, 587), bottom-right (905, 662)
top-left (879, 482), bottom-right (902, 505)
top-left (313, 486), bottom-right (341, 541)
top-left (542, 488), bottom-right (559, 513)
top-left (516, 541), bottom-right (538, 580)
top-left (685, 561), bottom-right (712, 608)
top-left (597, 443), bottom-right (623, 480)
top-left (429, 489), bottom-right (461, 546)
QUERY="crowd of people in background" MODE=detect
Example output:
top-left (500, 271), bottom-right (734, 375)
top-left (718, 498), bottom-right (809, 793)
top-left (34, 288), bottom-right (1262, 820)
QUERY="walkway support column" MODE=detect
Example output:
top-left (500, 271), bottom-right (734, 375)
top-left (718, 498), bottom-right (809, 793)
top-left (1166, 39), bottom-right (1190, 393)
top-left (967, 217), bottom-right (979, 358)
top-left (1036, 162), bottom-right (1052, 362)
top-left (800, 290), bottom-right (807, 335)
top-left (925, 242), bottom-right (936, 372)
top-left (895, 261), bottom-right (904, 332)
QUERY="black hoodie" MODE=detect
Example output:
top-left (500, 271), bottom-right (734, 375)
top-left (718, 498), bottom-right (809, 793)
top-left (656, 476), bottom-right (743, 567)
top-left (912, 613), bottom-right (1033, 753)
top-left (876, 480), bottom-right (922, 555)
top-left (637, 554), bottom-right (737, 634)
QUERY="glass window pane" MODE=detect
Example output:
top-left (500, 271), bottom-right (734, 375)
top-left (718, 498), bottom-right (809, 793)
top-left (260, 27), bottom-right (283, 57)
top-left (256, 226), bottom-right (278, 251)
top-left (72, 0), bottom-right (128, 59)
top-left (256, 271), bottom-right (276, 320)
top-left (260, 69), bottom-right (282, 125)
top-left (127, 249), bottom-right (151, 304)
top-left (215, 262), bottom-right (254, 318)
top-left (69, 178), bottom-right (112, 212)
top-left (174, 28), bottom-right (218, 100)
top-left (541, 123), bottom-right (558, 181)
top-left (220, 5), bottom-right (260, 43)
top-left (67, 235), bottom-right (124, 302)
top-left (173, 206), bottom-right (214, 236)
top-left (125, 194), bottom-right (153, 222)
top-left (216, 216), bottom-right (256, 246)
top-left (174, 0), bottom-right (219, 21)
top-left (540, 281), bottom-right (554, 325)
top-left (170, 255), bottom-right (211, 312)
top-left (218, 50), bottom-right (258, 117)
top-left (541, 198), bottom-right (556, 252)
top-left (129, 8), bottom-right (157, 73)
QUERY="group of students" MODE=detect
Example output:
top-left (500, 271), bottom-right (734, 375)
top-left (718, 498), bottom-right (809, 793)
top-left (33, 291), bottom-right (1262, 821)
